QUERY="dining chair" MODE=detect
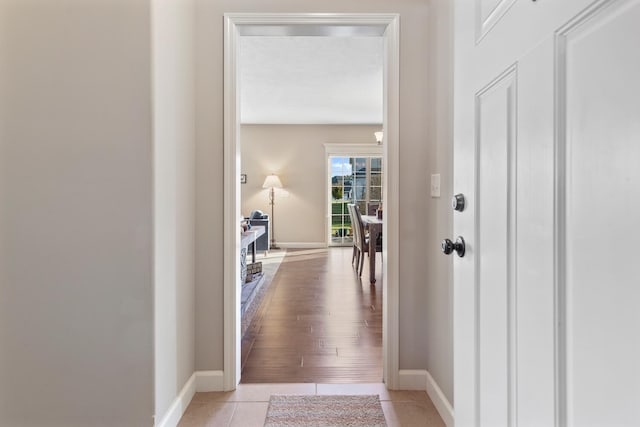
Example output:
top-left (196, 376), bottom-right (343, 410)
top-left (366, 202), bottom-right (379, 216)
top-left (347, 204), bottom-right (360, 268)
top-left (350, 203), bottom-right (382, 276)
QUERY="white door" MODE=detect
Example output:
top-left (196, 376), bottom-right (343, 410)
top-left (453, 1), bottom-right (640, 426)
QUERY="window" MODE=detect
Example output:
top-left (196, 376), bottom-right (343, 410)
top-left (330, 155), bottom-right (383, 246)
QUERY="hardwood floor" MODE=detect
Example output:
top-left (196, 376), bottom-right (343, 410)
top-left (240, 247), bottom-right (383, 383)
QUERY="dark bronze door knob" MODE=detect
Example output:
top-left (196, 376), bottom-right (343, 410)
top-left (441, 236), bottom-right (466, 257)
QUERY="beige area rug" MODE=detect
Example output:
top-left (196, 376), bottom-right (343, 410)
top-left (241, 249), bottom-right (286, 337)
top-left (264, 395), bottom-right (387, 427)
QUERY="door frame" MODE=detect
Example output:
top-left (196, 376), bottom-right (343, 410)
top-left (223, 13), bottom-right (400, 390)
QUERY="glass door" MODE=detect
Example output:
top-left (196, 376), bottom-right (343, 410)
top-left (329, 156), bottom-right (383, 246)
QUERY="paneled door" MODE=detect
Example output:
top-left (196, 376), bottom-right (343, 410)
top-left (453, 1), bottom-right (640, 426)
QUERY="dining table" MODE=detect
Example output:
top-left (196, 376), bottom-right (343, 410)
top-left (361, 215), bottom-right (383, 283)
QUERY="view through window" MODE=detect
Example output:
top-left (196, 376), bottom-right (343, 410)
top-left (330, 156), bottom-right (383, 245)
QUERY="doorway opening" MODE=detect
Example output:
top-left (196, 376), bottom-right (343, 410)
top-left (223, 13), bottom-right (400, 391)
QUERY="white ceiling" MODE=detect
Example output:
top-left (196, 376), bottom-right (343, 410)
top-left (239, 36), bottom-right (383, 125)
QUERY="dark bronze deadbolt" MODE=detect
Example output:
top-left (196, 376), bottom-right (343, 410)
top-left (451, 194), bottom-right (466, 212)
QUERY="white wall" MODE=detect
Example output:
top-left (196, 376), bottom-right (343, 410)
top-left (0, 0), bottom-right (154, 424)
top-left (194, 0), bottom-right (454, 402)
top-left (153, 0), bottom-right (196, 422)
top-left (241, 125), bottom-right (380, 246)
top-left (426, 0), bottom-right (454, 403)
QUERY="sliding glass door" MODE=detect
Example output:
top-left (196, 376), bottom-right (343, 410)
top-left (329, 155), bottom-right (383, 246)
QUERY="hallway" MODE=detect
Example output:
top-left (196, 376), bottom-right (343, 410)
top-left (178, 383), bottom-right (445, 426)
top-left (241, 247), bottom-right (383, 383)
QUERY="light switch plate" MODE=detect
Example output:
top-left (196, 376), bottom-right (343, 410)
top-left (431, 174), bottom-right (441, 198)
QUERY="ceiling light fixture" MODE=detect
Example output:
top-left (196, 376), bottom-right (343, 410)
top-left (374, 131), bottom-right (383, 144)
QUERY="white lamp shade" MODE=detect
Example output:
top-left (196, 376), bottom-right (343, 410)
top-left (262, 174), bottom-right (283, 189)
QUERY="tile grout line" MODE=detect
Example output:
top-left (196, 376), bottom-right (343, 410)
top-left (226, 402), bottom-right (238, 427)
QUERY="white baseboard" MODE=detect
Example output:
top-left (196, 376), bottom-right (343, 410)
top-left (426, 371), bottom-right (454, 427)
top-left (155, 373), bottom-right (196, 427)
top-left (397, 370), bottom-right (453, 427)
top-left (195, 370), bottom-right (224, 392)
top-left (398, 369), bottom-right (428, 390)
top-left (276, 242), bottom-right (326, 249)
top-left (154, 371), bottom-right (225, 427)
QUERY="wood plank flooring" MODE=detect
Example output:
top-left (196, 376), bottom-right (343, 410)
top-left (241, 247), bottom-right (383, 383)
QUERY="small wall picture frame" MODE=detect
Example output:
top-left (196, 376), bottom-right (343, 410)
top-left (240, 173), bottom-right (247, 184)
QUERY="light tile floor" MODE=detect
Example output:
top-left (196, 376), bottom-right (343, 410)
top-left (178, 383), bottom-right (446, 427)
